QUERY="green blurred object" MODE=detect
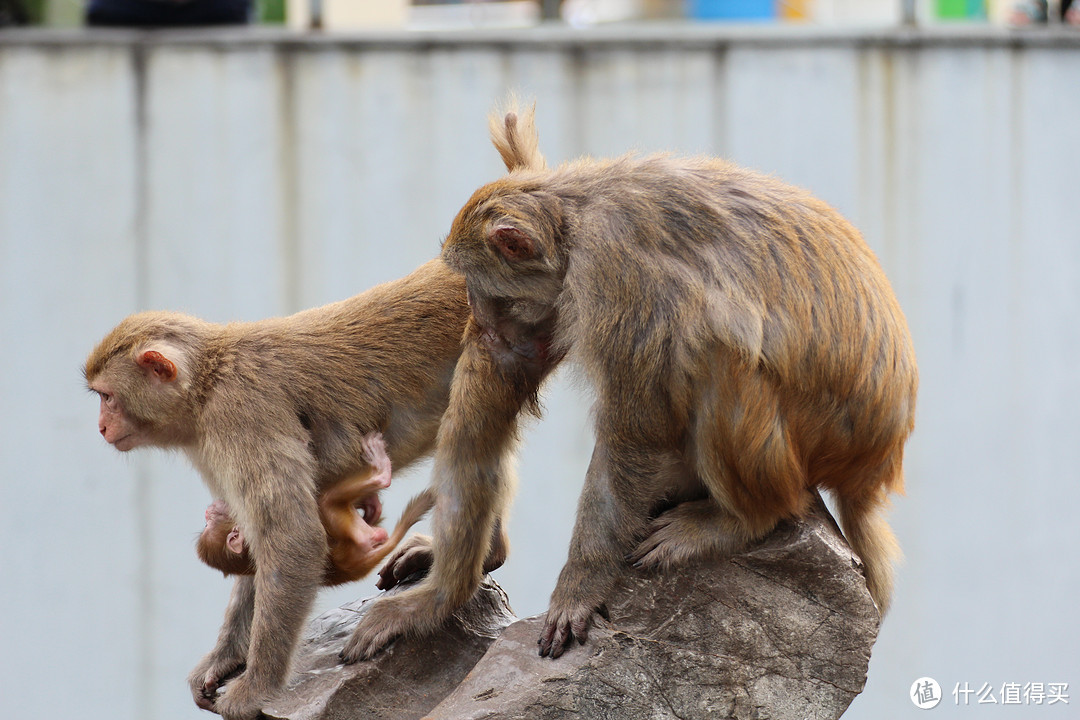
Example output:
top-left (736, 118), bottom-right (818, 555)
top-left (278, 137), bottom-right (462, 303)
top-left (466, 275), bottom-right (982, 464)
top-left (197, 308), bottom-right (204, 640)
top-left (21, 0), bottom-right (46, 23)
top-left (936, 0), bottom-right (986, 18)
top-left (259, 0), bottom-right (284, 23)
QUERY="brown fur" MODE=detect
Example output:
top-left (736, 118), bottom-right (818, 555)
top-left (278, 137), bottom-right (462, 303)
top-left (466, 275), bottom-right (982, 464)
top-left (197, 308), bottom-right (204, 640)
top-left (197, 500), bottom-right (255, 577)
top-left (197, 478), bottom-right (435, 587)
top-left (343, 103), bottom-right (917, 661)
top-left (84, 260), bottom-right (474, 719)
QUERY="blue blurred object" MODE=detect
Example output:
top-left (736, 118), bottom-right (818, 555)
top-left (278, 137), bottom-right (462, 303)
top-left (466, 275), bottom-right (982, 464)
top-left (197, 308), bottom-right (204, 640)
top-left (690, 0), bottom-right (775, 20)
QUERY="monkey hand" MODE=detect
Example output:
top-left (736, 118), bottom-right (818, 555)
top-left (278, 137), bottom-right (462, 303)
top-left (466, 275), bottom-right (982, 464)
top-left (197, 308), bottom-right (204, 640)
top-left (375, 533), bottom-right (433, 591)
top-left (339, 582), bottom-right (442, 663)
top-left (538, 593), bottom-right (610, 659)
top-left (187, 651), bottom-right (246, 712)
top-left (360, 431), bottom-right (392, 490)
top-left (211, 673), bottom-right (268, 720)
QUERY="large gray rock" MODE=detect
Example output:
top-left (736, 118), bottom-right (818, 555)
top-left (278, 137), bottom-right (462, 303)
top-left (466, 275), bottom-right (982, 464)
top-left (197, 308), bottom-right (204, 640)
top-left (265, 495), bottom-right (879, 720)
top-left (263, 578), bottom-right (517, 720)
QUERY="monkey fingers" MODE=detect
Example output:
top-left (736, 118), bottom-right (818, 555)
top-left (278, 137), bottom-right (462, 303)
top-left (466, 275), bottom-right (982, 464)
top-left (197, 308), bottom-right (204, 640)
top-left (538, 601), bottom-right (610, 659)
top-left (375, 534), bottom-right (433, 591)
top-left (205, 498), bottom-right (233, 525)
top-left (189, 656), bottom-right (246, 711)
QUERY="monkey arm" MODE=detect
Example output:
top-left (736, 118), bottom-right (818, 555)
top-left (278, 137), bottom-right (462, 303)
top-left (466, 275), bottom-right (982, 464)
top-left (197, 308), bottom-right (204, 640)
top-left (192, 432), bottom-right (327, 720)
top-left (341, 332), bottom-right (529, 662)
top-left (222, 495), bottom-right (324, 718)
top-left (539, 433), bottom-right (687, 658)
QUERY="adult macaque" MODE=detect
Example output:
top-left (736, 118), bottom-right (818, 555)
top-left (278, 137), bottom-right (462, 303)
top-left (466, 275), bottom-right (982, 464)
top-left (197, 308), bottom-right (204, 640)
top-left (84, 260), bottom-right (487, 719)
top-left (197, 431), bottom-right (436, 586)
top-left (342, 103), bottom-right (917, 661)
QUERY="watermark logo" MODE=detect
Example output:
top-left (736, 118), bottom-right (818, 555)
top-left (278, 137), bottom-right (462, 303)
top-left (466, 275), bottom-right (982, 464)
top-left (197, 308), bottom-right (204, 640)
top-left (909, 678), bottom-right (1070, 709)
top-left (911, 677), bottom-right (943, 709)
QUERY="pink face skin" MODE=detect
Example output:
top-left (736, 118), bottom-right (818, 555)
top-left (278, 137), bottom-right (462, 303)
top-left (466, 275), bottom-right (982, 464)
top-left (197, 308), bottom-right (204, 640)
top-left (90, 381), bottom-right (144, 452)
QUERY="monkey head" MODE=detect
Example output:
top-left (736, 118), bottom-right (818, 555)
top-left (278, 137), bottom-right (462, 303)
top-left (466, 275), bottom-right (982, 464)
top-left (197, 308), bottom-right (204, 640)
top-left (84, 311), bottom-right (206, 451)
top-left (443, 181), bottom-right (568, 327)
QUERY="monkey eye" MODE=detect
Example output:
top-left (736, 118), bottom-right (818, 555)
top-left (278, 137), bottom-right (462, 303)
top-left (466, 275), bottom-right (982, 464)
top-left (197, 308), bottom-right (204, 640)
top-left (98, 391), bottom-right (115, 407)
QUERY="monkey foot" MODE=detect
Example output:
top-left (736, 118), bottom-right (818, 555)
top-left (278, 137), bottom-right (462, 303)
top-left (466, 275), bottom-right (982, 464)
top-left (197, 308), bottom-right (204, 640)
top-left (339, 597), bottom-right (409, 662)
top-left (537, 601), bottom-right (609, 658)
top-left (376, 534), bottom-right (434, 591)
top-left (360, 431), bottom-right (392, 490)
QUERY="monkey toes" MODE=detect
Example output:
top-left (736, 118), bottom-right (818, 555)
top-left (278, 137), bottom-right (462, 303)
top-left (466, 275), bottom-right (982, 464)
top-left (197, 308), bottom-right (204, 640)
top-left (628, 499), bottom-right (734, 570)
top-left (360, 432), bottom-right (392, 489)
top-left (339, 597), bottom-right (413, 663)
top-left (628, 515), bottom-right (697, 570)
top-left (376, 534), bottom-right (434, 591)
top-left (538, 601), bottom-right (609, 658)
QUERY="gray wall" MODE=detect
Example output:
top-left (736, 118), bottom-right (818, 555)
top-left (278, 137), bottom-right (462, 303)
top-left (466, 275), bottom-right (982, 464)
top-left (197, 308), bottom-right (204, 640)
top-left (1, 26), bottom-right (1078, 719)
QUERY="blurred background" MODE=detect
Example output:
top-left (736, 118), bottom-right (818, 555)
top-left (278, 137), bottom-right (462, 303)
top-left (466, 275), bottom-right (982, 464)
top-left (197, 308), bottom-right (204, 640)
top-left (1, 1), bottom-right (1078, 719)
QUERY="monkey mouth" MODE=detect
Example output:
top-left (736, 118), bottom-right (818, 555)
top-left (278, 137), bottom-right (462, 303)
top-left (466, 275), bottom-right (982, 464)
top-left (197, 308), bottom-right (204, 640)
top-left (110, 433), bottom-right (136, 451)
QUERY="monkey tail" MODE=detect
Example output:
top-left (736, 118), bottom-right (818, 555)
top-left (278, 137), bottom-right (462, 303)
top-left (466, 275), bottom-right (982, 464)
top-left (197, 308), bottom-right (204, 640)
top-left (835, 488), bottom-right (901, 617)
top-left (351, 489), bottom-right (436, 577)
top-left (489, 97), bottom-right (546, 173)
top-left (387, 488), bottom-right (436, 547)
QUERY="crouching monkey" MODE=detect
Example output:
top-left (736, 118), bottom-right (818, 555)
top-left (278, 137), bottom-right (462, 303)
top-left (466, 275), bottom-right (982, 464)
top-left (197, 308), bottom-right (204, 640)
top-left (341, 102), bottom-right (918, 662)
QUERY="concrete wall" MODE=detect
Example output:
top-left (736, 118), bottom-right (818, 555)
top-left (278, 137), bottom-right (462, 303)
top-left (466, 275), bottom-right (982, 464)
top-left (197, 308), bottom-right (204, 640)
top-left (1, 26), bottom-right (1078, 719)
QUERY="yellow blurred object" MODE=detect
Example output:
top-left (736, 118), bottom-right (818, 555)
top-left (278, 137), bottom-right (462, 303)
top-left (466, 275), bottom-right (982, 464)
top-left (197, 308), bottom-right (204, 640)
top-left (779, 0), bottom-right (812, 20)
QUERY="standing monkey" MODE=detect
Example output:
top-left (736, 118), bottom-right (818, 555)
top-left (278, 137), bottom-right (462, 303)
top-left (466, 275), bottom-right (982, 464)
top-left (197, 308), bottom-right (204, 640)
top-left (85, 260), bottom-right (486, 719)
top-left (343, 102), bottom-right (917, 661)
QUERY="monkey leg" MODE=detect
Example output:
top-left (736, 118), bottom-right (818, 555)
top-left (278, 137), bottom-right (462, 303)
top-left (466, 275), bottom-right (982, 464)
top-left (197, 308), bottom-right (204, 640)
top-left (341, 333), bottom-right (530, 662)
top-left (320, 470), bottom-right (387, 530)
top-left (539, 441), bottom-right (684, 658)
top-left (341, 466), bottom-right (513, 662)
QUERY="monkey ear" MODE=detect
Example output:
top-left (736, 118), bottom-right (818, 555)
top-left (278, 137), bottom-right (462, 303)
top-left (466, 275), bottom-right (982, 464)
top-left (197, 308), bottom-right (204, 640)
top-left (489, 225), bottom-right (536, 262)
top-left (137, 350), bottom-right (178, 383)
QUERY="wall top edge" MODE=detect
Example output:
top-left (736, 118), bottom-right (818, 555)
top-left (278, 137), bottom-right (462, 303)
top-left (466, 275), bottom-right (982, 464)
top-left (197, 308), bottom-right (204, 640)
top-left (2, 24), bottom-right (1080, 50)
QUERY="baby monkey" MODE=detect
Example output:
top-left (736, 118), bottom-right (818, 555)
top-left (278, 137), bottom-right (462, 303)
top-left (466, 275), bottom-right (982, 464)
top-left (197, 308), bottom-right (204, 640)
top-left (197, 432), bottom-right (434, 586)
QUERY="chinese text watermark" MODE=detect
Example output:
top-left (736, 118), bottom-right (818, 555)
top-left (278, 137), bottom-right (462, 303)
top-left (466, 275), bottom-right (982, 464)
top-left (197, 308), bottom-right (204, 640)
top-left (910, 678), bottom-right (1069, 709)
